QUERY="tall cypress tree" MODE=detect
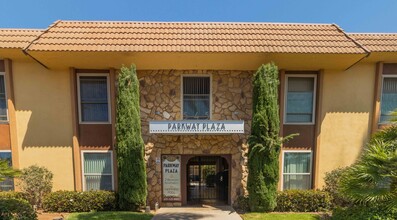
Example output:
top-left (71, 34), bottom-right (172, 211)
top-left (247, 63), bottom-right (282, 212)
top-left (116, 65), bottom-right (147, 211)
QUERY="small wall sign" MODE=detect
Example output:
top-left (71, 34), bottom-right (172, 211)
top-left (162, 155), bottom-right (181, 201)
top-left (150, 120), bottom-right (244, 134)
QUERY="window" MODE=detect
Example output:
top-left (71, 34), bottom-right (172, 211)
top-left (285, 76), bottom-right (316, 124)
top-left (82, 151), bottom-right (113, 191)
top-left (77, 74), bottom-right (110, 123)
top-left (182, 76), bottom-right (211, 120)
top-left (380, 76), bottom-right (397, 123)
top-left (282, 151), bottom-right (312, 190)
top-left (0, 151), bottom-right (14, 191)
top-left (0, 73), bottom-right (7, 121)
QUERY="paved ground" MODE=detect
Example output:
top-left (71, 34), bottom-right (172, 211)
top-left (37, 211), bottom-right (69, 220)
top-left (152, 205), bottom-right (242, 220)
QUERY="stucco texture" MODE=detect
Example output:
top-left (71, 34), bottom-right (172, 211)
top-left (12, 61), bottom-right (74, 191)
top-left (317, 63), bottom-right (375, 187)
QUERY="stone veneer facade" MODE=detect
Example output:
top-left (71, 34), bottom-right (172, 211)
top-left (138, 70), bottom-right (253, 207)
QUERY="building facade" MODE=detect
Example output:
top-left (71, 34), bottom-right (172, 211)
top-left (0, 21), bottom-right (396, 207)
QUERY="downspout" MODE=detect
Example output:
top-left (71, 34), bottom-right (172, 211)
top-left (22, 20), bottom-right (62, 69)
top-left (331, 24), bottom-right (371, 70)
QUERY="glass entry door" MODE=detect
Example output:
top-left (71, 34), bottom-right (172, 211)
top-left (187, 156), bottom-right (228, 204)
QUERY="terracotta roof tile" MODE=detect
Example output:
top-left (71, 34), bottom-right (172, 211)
top-left (349, 33), bottom-right (397, 52)
top-left (23, 21), bottom-right (366, 54)
top-left (0, 29), bottom-right (43, 49)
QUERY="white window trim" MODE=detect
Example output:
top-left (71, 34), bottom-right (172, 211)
top-left (379, 75), bottom-right (397, 124)
top-left (0, 72), bottom-right (9, 123)
top-left (180, 74), bottom-right (212, 120)
top-left (81, 150), bottom-right (114, 191)
top-left (77, 73), bottom-right (111, 124)
top-left (281, 150), bottom-right (313, 191)
top-left (284, 74), bottom-right (317, 125)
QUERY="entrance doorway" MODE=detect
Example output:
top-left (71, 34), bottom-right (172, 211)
top-left (187, 156), bottom-right (229, 205)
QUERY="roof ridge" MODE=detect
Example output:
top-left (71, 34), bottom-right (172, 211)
top-left (0, 28), bottom-right (43, 31)
top-left (57, 20), bottom-right (334, 26)
top-left (349, 33), bottom-right (397, 35)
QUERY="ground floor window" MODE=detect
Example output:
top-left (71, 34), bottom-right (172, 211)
top-left (0, 151), bottom-right (14, 191)
top-left (82, 151), bottom-right (113, 191)
top-left (282, 151), bottom-right (312, 190)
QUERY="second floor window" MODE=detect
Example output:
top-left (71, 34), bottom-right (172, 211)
top-left (183, 76), bottom-right (210, 120)
top-left (78, 74), bottom-right (110, 123)
top-left (0, 74), bottom-right (7, 121)
top-left (285, 76), bottom-right (316, 124)
top-left (380, 76), bottom-right (397, 123)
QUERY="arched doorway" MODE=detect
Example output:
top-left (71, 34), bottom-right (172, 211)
top-left (186, 156), bottom-right (229, 205)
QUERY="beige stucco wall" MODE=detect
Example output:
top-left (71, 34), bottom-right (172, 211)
top-left (12, 61), bottom-right (74, 191)
top-left (317, 63), bottom-right (376, 187)
top-left (7, 58), bottom-right (379, 195)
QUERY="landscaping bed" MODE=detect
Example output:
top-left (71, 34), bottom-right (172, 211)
top-left (66, 211), bottom-right (153, 220)
top-left (241, 212), bottom-right (322, 220)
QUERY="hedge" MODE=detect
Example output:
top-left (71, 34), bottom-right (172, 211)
top-left (0, 191), bottom-right (27, 200)
top-left (332, 204), bottom-right (397, 220)
top-left (0, 198), bottom-right (37, 220)
top-left (275, 190), bottom-right (332, 212)
top-left (43, 190), bottom-right (116, 212)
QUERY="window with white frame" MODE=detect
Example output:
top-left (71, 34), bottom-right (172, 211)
top-left (82, 151), bottom-right (113, 191)
top-left (78, 74), bottom-right (110, 123)
top-left (182, 76), bottom-right (211, 120)
top-left (0, 151), bottom-right (14, 191)
top-left (282, 151), bottom-right (312, 190)
top-left (380, 76), bottom-right (397, 123)
top-left (0, 73), bottom-right (7, 121)
top-left (285, 76), bottom-right (316, 124)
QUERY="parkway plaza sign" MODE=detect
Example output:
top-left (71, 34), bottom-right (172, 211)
top-left (149, 120), bottom-right (244, 134)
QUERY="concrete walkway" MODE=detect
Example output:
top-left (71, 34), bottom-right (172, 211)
top-left (152, 205), bottom-right (242, 220)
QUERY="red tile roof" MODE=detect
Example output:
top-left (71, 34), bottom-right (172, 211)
top-left (349, 33), bottom-right (397, 52)
top-left (0, 29), bottom-right (43, 49)
top-left (23, 20), bottom-right (367, 54)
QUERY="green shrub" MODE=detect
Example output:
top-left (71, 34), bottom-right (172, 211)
top-left (233, 195), bottom-right (250, 213)
top-left (247, 63), bottom-right (282, 212)
top-left (332, 204), bottom-right (397, 220)
top-left (19, 165), bottom-right (53, 208)
top-left (0, 191), bottom-right (27, 200)
top-left (116, 65), bottom-right (147, 210)
top-left (0, 198), bottom-right (37, 220)
top-left (323, 167), bottom-right (352, 207)
top-left (43, 190), bottom-right (116, 212)
top-left (339, 126), bottom-right (397, 211)
top-left (275, 190), bottom-right (332, 212)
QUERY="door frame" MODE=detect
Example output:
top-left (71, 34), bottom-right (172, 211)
top-left (181, 154), bottom-right (231, 206)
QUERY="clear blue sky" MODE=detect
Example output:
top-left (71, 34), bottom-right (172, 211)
top-left (1, 0), bottom-right (397, 33)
